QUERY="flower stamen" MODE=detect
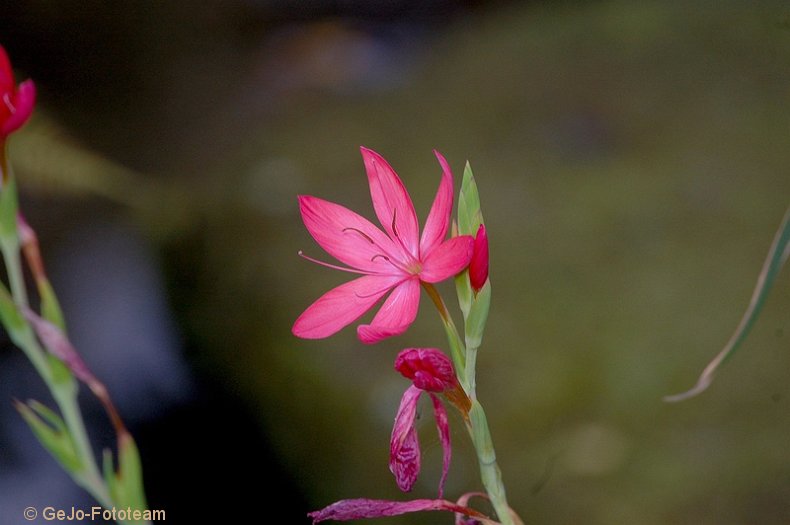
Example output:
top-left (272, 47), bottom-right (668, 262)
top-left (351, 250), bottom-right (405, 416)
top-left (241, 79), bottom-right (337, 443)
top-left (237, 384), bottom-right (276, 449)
top-left (342, 227), bottom-right (376, 244)
top-left (388, 208), bottom-right (420, 266)
top-left (370, 253), bottom-right (413, 274)
top-left (298, 250), bottom-right (372, 275)
top-left (391, 208), bottom-right (399, 239)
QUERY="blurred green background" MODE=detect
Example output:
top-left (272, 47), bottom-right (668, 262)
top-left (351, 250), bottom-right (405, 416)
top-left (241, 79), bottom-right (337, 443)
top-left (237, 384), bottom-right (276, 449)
top-left (2, 1), bottom-right (790, 523)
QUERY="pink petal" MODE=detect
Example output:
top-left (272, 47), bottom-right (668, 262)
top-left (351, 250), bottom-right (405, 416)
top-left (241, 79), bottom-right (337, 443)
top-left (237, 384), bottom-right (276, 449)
top-left (420, 235), bottom-right (474, 283)
top-left (1, 79), bottom-right (36, 135)
top-left (293, 275), bottom-right (399, 339)
top-left (469, 224), bottom-right (489, 292)
top-left (395, 348), bottom-right (457, 392)
top-left (429, 393), bottom-right (451, 498)
top-left (357, 277), bottom-right (420, 344)
top-left (419, 150), bottom-right (454, 257)
top-left (390, 385), bottom-right (422, 492)
top-left (298, 195), bottom-right (404, 274)
top-left (0, 46), bottom-right (12, 91)
top-left (395, 427), bottom-right (421, 492)
top-left (308, 498), bottom-right (489, 523)
top-left (360, 147), bottom-right (420, 258)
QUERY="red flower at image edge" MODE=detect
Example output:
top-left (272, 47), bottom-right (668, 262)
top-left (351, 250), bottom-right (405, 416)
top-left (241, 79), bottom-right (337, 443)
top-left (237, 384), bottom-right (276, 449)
top-left (0, 46), bottom-right (35, 138)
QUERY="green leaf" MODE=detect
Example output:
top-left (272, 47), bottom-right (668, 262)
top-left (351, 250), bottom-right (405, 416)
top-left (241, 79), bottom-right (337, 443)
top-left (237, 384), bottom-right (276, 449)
top-left (466, 280), bottom-right (492, 350)
top-left (0, 176), bottom-right (18, 241)
top-left (469, 400), bottom-right (496, 464)
top-left (458, 162), bottom-right (483, 237)
top-left (16, 399), bottom-right (81, 472)
top-left (118, 434), bottom-right (148, 512)
top-left (455, 269), bottom-right (473, 319)
top-left (102, 448), bottom-right (114, 494)
top-left (666, 206), bottom-right (790, 402)
top-left (0, 280), bottom-right (26, 340)
top-left (106, 434), bottom-right (149, 519)
top-left (456, 162), bottom-right (489, 326)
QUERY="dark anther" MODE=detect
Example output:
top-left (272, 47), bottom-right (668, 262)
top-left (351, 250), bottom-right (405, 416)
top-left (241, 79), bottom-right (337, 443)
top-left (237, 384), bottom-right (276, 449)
top-left (342, 227), bottom-right (375, 244)
top-left (391, 208), bottom-right (399, 238)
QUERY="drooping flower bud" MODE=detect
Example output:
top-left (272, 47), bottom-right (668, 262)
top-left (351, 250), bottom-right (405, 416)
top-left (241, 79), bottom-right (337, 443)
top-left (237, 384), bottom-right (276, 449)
top-left (395, 347), bottom-right (470, 416)
top-left (0, 46), bottom-right (36, 138)
top-left (469, 224), bottom-right (489, 293)
top-left (395, 347), bottom-right (457, 392)
top-left (390, 348), bottom-right (470, 496)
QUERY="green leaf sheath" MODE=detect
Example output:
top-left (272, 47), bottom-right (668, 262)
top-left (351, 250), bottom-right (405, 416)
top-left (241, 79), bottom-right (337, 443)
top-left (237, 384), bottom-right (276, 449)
top-left (458, 162), bottom-right (483, 237)
top-left (468, 401), bottom-right (515, 525)
top-left (0, 176), bottom-right (18, 240)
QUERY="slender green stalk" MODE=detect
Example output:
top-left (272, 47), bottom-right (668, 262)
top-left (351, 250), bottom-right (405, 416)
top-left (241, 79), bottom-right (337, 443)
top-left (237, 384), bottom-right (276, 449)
top-left (467, 401), bottom-right (514, 525)
top-left (425, 283), bottom-right (516, 525)
top-left (465, 345), bottom-right (478, 399)
top-left (1, 147), bottom-right (146, 524)
top-left (2, 222), bottom-right (110, 508)
top-left (0, 152), bottom-right (47, 378)
top-left (422, 282), bottom-right (467, 388)
top-left (10, 323), bottom-right (50, 384)
top-left (1, 240), bottom-right (27, 306)
top-left (52, 386), bottom-right (112, 508)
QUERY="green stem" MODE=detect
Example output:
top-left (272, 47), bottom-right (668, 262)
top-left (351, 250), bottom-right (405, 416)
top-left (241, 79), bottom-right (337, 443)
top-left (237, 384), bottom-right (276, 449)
top-left (465, 344), bottom-right (478, 399)
top-left (468, 401), bottom-right (515, 525)
top-left (11, 322), bottom-right (113, 510)
top-left (422, 282), bottom-right (467, 387)
top-left (0, 168), bottom-right (118, 520)
top-left (12, 326), bottom-right (50, 383)
top-left (426, 283), bottom-right (516, 524)
top-left (4, 244), bottom-right (110, 507)
top-left (52, 385), bottom-right (112, 508)
top-left (2, 240), bottom-right (28, 306)
top-left (0, 147), bottom-right (28, 308)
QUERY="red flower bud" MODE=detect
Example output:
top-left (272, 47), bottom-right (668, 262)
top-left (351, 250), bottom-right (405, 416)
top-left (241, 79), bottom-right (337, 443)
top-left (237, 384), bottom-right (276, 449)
top-left (469, 224), bottom-right (489, 292)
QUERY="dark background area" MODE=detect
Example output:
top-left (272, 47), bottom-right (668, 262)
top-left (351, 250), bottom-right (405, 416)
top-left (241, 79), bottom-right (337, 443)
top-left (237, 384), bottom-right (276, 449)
top-left (1, 1), bottom-right (790, 524)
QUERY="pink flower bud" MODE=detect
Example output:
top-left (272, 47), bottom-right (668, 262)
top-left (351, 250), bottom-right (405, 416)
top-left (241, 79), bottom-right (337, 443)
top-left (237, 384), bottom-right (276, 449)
top-left (469, 224), bottom-right (489, 292)
top-left (0, 46), bottom-right (36, 138)
top-left (395, 348), bottom-right (457, 392)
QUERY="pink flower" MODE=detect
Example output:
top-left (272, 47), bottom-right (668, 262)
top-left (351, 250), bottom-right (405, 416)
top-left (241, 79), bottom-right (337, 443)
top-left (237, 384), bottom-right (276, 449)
top-left (0, 46), bottom-right (36, 138)
top-left (390, 348), bottom-right (468, 497)
top-left (469, 224), bottom-right (489, 292)
top-left (293, 147), bottom-right (473, 344)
